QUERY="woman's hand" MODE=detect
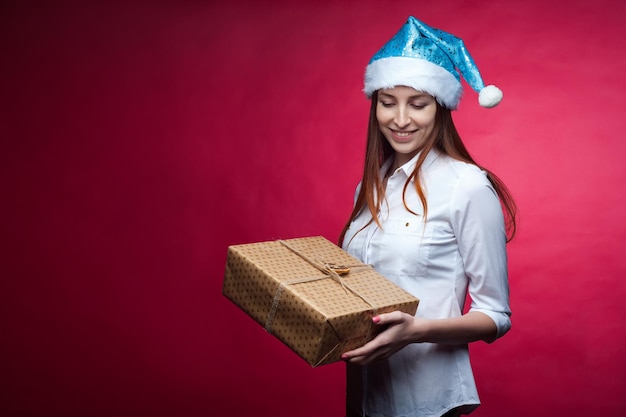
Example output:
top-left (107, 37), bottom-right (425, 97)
top-left (341, 311), bottom-right (429, 365)
top-left (341, 310), bottom-right (498, 365)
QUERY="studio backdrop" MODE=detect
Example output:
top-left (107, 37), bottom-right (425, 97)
top-left (2, 1), bottom-right (625, 416)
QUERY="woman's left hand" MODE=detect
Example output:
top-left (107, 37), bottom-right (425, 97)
top-left (341, 311), bottom-right (428, 365)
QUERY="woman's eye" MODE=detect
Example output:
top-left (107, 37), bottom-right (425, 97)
top-left (411, 103), bottom-right (427, 109)
top-left (380, 101), bottom-right (395, 108)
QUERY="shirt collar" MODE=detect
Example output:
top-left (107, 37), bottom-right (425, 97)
top-left (382, 149), bottom-right (440, 179)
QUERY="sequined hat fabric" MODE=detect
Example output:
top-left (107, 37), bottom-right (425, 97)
top-left (364, 16), bottom-right (502, 109)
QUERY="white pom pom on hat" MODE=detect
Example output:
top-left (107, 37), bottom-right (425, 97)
top-left (478, 85), bottom-right (503, 108)
top-left (364, 16), bottom-right (503, 109)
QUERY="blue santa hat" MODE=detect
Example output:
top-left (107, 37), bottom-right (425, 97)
top-left (364, 16), bottom-right (503, 109)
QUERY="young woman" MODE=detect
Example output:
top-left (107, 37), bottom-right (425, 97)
top-left (339, 17), bottom-right (517, 417)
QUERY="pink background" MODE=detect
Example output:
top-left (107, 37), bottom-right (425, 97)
top-left (2, 0), bottom-right (625, 416)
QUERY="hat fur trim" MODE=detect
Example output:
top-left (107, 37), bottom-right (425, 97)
top-left (364, 56), bottom-right (462, 109)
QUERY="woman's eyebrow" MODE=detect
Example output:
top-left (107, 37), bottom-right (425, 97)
top-left (379, 92), bottom-right (429, 99)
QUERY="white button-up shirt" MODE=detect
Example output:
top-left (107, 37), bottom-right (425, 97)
top-left (343, 150), bottom-right (511, 417)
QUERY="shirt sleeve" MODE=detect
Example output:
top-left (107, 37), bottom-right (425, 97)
top-left (353, 182), bottom-right (362, 206)
top-left (450, 167), bottom-right (512, 341)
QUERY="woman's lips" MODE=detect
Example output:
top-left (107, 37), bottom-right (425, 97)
top-left (391, 129), bottom-right (417, 142)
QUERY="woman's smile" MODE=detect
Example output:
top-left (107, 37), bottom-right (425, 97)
top-left (390, 128), bottom-right (418, 142)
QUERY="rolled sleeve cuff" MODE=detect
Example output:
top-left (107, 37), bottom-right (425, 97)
top-left (470, 307), bottom-right (512, 341)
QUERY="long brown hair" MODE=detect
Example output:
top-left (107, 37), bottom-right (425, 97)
top-left (339, 90), bottom-right (517, 247)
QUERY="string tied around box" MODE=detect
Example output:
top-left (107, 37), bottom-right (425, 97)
top-left (264, 240), bottom-right (379, 339)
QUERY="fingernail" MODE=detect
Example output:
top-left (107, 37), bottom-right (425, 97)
top-left (341, 354), bottom-right (348, 360)
top-left (372, 316), bottom-right (380, 323)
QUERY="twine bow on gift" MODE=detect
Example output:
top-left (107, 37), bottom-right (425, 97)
top-left (279, 240), bottom-right (357, 290)
top-left (264, 240), bottom-right (379, 336)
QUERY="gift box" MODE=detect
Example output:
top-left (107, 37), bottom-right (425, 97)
top-left (222, 236), bottom-right (419, 367)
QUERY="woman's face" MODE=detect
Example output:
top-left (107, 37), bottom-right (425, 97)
top-left (376, 86), bottom-right (437, 167)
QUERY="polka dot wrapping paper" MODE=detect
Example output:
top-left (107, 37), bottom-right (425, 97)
top-left (222, 236), bottom-right (419, 367)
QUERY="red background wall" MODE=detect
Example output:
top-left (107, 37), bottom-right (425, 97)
top-left (2, 1), bottom-right (625, 416)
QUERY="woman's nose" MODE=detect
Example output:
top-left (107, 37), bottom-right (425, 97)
top-left (394, 109), bottom-right (410, 128)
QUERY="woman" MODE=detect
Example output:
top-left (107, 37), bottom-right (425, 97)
top-left (339, 17), bottom-right (517, 417)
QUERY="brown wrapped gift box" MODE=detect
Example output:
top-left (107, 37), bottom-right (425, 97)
top-left (222, 236), bottom-right (419, 367)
